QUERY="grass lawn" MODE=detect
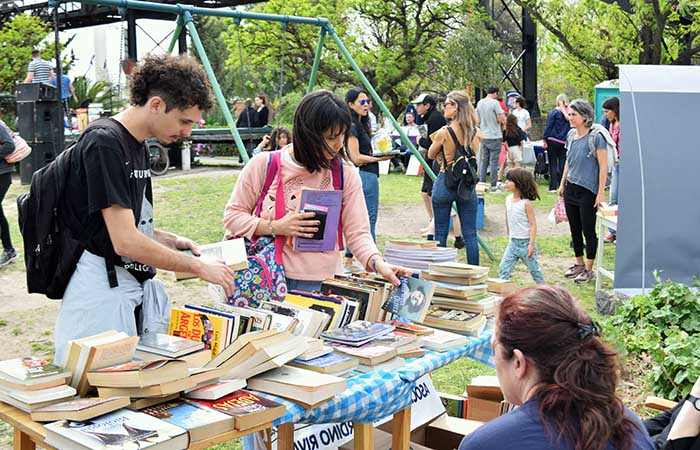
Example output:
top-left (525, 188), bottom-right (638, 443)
top-left (0, 168), bottom-right (617, 450)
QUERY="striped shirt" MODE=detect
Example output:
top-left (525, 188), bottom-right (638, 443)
top-left (27, 59), bottom-right (52, 83)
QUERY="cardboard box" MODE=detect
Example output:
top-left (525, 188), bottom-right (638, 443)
top-left (339, 428), bottom-right (433, 450)
top-left (465, 376), bottom-right (504, 422)
top-left (364, 413), bottom-right (484, 450)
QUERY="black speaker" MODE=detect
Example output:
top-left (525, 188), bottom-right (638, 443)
top-left (16, 83), bottom-right (56, 102)
top-left (19, 142), bottom-right (58, 185)
top-left (16, 101), bottom-right (62, 144)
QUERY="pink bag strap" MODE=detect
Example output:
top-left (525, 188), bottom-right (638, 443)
top-left (331, 158), bottom-right (345, 251)
top-left (253, 151), bottom-right (285, 265)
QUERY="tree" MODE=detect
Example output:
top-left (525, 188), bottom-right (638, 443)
top-left (442, 16), bottom-right (509, 92)
top-left (70, 76), bottom-right (117, 110)
top-left (0, 15), bottom-right (51, 93)
top-left (512, 0), bottom-right (700, 79)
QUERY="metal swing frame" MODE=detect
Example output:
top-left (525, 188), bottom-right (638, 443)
top-left (51, 0), bottom-right (495, 259)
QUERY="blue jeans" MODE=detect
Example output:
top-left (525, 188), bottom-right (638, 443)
top-left (285, 278), bottom-right (321, 292)
top-left (609, 163), bottom-right (619, 206)
top-left (432, 173), bottom-right (479, 265)
top-left (498, 238), bottom-right (544, 284)
top-left (345, 170), bottom-right (379, 258)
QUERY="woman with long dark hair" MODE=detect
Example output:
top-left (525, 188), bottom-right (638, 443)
top-left (427, 90), bottom-right (481, 264)
top-left (602, 96), bottom-right (620, 242)
top-left (224, 90), bottom-right (410, 291)
top-left (459, 285), bottom-right (654, 450)
top-left (343, 87), bottom-right (393, 269)
top-left (254, 93), bottom-right (270, 127)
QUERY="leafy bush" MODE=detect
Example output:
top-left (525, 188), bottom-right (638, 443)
top-left (604, 278), bottom-right (700, 399)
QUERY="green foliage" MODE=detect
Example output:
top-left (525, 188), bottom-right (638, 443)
top-left (0, 15), bottom-right (51, 93)
top-left (443, 16), bottom-right (508, 90)
top-left (604, 278), bottom-right (700, 399)
top-left (71, 76), bottom-right (119, 111)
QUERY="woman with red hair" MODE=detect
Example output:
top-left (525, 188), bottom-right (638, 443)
top-left (459, 285), bottom-right (653, 450)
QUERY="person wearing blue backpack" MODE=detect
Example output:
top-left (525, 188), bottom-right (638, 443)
top-left (46, 54), bottom-right (236, 364)
top-left (224, 90), bottom-right (411, 294)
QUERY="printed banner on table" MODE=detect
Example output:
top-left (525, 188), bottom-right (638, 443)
top-left (248, 374), bottom-right (445, 450)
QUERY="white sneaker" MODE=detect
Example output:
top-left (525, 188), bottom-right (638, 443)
top-left (490, 187), bottom-right (503, 194)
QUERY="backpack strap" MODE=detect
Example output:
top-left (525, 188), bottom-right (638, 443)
top-left (445, 127), bottom-right (475, 157)
top-left (253, 151), bottom-right (285, 265)
top-left (331, 158), bottom-right (345, 251)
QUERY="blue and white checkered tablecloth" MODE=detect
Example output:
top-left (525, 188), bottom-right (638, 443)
top-left (252, 329), bottom-right (494, 427)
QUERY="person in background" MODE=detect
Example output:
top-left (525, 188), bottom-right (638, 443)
top-left (543, 94), bottom-right (571, 192)
top-left (498, 168), bottom-right (543, 284)
top-left (412, 93), bottom-right (447, 239)
top-left (396, 111), bottom-right (421, 169)
top-left (253, 127), bottom-right (291, 155)
top-left (512, 96), bottom-right (532, 138)
top-left (367, 98), bottom-right (378, 133)
top-left (405, 102), bottom-right (424, 126)
top-left (427, 90), bottom-right (480, 265)
top-left (52, 73), bottom-right (78, 123)
top-left (602, 96), bottom-right (620, 243)
top-left (343, 87), bottom-right (393, 270)
top-left (559, 99), bottom-right (608, 284)
top-left (0, 117), bottom-right (17, 267)
top-left (24, 49), bottom-right (54, 84)
top-left (502, 113), bottom-right (527, 173)
top-left (224, 90), bottom-right (412, 291)
top-left (236, 98), bottom-right (257, 163)
top-left (459, 285), bottom-right (654, 450)
top-left (254, 94), bottom-right (269, 128)
top-left (476, 87), bottom-right (506, 193)
top-left (645, 374), bottom-right (700, 450)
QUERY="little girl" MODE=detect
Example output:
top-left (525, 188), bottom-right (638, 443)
top-left (498, 168), bottom-right (544, 284)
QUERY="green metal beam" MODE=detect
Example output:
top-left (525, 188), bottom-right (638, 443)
top-left (307, 27), bottom-right (326, 93)
top-left (167, 16), bottom-right (183, 53)
top-left (182, 11), bottom-right (249, 163)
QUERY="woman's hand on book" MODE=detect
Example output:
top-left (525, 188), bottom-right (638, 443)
top-left (375, 259), bottom-right (414, 286)
top-left (275, 211), bottom-right (320, 238)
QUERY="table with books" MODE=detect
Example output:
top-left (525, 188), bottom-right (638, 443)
top-left (243, 330), bottom-right (494, 450)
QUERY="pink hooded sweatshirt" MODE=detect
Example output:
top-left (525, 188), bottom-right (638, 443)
top-left (223, 150), bottom-right (381, 281)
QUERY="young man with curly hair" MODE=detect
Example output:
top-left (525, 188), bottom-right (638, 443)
top-left (53, 54), bottom-right (235, 363)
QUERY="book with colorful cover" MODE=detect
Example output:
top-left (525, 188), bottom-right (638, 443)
top-left (320, 321), bottom-right (395, 346)
top-left (141, 399), bottom-right (235, 442)
top-left (44, 408), bottom-right (188, 450)
top-left (389, 320), bottom-right (435, 336)
top-left (381, 276), bottom-right (435, 322)
top-left (193, 389), bottom-right (286, 430)
top-left (287, 352), bottom-right (358, 374)
top-left (292, 189), bottom-right (343, 252)
top-left (183, 304), bottom-right (242, 347)
top-left (0, 356), bottom-right (70, 385)
top-left (168, 307), bottom-right (228, 357)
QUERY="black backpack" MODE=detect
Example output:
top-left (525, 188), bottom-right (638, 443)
top-left (17, 119), bottom-right (126, 299)
top-left (535, 151), bottom-right (549, 175)
top-left (440, 127), bottom-right (479, 200)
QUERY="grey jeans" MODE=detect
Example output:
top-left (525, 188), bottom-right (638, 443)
top-left (480, 138), bottom-right (502, 187)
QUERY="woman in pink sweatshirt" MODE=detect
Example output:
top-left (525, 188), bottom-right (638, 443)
top-left (224, 90), bottom-right (410, 291)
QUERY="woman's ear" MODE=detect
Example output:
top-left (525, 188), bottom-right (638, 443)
top-left (512, 349), bottom-right (529, 379)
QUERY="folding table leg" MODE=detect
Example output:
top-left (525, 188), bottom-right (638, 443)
top-left (277, 423), bottom-right (294, 450)
top-left (392, 406), bottom-right (411, 450)
top-left (354, 422), bottom-right (374, 450)
top-left (13, 429), bottom-right (35, 450)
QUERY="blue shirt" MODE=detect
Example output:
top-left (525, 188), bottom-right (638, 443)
top-left (52, 75), bottom-right (71, 100)
top-left (459, 399), bottom-right (654, 450)
top-left (565, 131), bottom-right (606, 195)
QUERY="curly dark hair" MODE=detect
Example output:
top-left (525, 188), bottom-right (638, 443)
top-left (129, 54), bottom-right (214, 112)
top-left (506, 167), bottom-right (540, 201)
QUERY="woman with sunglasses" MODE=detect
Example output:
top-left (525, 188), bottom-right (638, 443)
top-left (427, 91), bottom-right (481, 264)
top-left (343, 87), bottom-right (394, 269)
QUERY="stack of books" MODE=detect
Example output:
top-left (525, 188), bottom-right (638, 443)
top-left (331, 342), bottom-right (397, 367)
top-left (0, 357), bottom-right (75, 412)
top-left (320, 321), bottom-right (395, 347)
top-left (287, 352), bottom-right (358, 376)
top-left (87, 359), bottom-right (196, 399)
top-left (248, 366), bottom-right (346, 408)
top-left (420, 306), bottom-right (487, 337)
top-left (31, 396), bottom-right (130, 422)
top-left (486, 278), bottom-right (517, 295)
top-left (422, 262), bottom-right (499, 317)
top-left (257, 301), bottom-right (330, 337)
top-left (284, 291), bottom-right (358, 332)
top-left (295, 338), bottom-right (334, 361)
top-left (420, 328), bottom-right (468, 352)
top-left (203, 329), bottom-right (308, 380)
top-left (61, 331), bottom-right (140, 396)
top-left (135, 333), bottom-right (211, 368)
top-left (169, 304), bottom-right (247, 358)
top-left (384, 240), bottom-right (458, 271)
top-left (320, 275), bottom-right (394, 322)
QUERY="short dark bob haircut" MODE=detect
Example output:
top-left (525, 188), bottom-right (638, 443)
top-left (129, 54), bottom-right (214, 113)
top-left (292, 90), bottom-right (351, 173)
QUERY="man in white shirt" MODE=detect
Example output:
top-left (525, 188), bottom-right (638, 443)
top-left (476, 86), bottom-right (506, 192)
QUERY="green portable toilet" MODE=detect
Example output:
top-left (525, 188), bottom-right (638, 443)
top-left (594, 80), bottom-right (620, 122)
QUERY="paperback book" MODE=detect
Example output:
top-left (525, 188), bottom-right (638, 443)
top-left (175, 238), bottom-right (248, 280)
top-left (193, 389), bottom-right (286, 430)
top-left (320, 320), bottom-right (395, 347)
top-left (141, 399), bottom-right (235, 442)
top-left (287, 352), bottom-right (358, 375)
top-left (31, 397), bottom-right (130, 422)
top-left (292, 189), bottom-right (343, 252)
top-left (136, 334), bottom-right (204, 359)
top-left (381, 276), bottom-right (434, 322)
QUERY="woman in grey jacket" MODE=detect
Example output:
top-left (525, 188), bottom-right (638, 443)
top-left (0, 119), bottom-right (17, 266)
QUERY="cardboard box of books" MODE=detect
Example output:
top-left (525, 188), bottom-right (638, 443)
top-left (368, 413), bottom-right (485, 450)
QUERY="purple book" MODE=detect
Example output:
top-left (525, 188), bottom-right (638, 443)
top-left (294, 189), bottom-right (343, 252)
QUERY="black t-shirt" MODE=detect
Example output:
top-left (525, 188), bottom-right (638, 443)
top-left (351, 122), bottom-right (378, 175)
top-left (503, 129), bottom-right (527, 147)
top-left (63, 118), bottom-right (156, 283)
